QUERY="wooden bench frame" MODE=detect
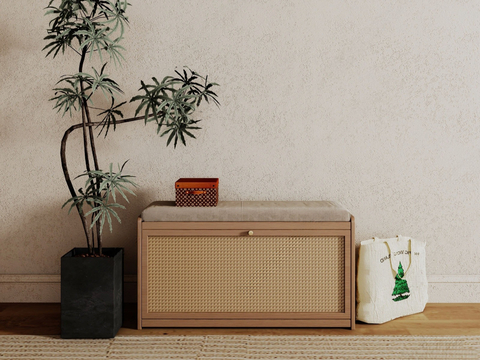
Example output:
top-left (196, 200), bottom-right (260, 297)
top-left (137, 217), bottom-right (355, 329)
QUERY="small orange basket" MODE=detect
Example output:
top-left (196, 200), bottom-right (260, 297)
top-left (175, 178), bottom-right (219, 207)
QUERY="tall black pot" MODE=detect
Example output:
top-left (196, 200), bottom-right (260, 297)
top-left (61, 247), bottom-right (123, 339)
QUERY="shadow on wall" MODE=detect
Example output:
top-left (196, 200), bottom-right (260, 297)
top-left (0, 190), bottom-right (153, 276)
top-left (0, 17), bottom-right (30, 57)
top-left (101, 189), bottom-right (153, 275)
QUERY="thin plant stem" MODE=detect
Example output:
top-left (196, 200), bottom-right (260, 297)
top-left (80, 106), bottom-right (91, 174)
top-left (91, 213), bottom-right (96, 252)
top-left (60, 114), bottom-right (150, 253)
top-left (60, 129), bottom-right (92, 253)
top-left (83, 93), bottom-right (103, 255)
top-left (79, 44), bottom-right (102, 255)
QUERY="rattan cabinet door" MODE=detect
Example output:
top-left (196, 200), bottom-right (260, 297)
top-left (140, 228), bottom-right (351, 327)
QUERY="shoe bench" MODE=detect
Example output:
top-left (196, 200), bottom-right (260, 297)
top-left (137, 201), bottom-right (355, 329)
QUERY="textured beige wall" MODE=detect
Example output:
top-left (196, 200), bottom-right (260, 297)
top-left (1, 1), bottom-right (479, 302)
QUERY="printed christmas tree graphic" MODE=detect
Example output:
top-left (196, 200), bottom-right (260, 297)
top-left (392, 261), bottom-right (410, 302)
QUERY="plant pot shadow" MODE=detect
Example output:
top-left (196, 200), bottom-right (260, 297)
top-left (0, 189), bottom-right (157, 306)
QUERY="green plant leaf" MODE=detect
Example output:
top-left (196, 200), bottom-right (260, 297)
top-left (96, 98), bottom-right (126, 137)
top-left (77, 18), bottom-right (112, 62)
top-left (74, 160), bottom-right (137, 208)
top-left (104, 37), bottom-right (126, 67)
top-left (183, 128), bottom-right (196, 139)
top-left (99, 0), bottom-right (130, 35)
top-left (162, 128), bottom-right (175, 146)
top-left (85, 202), bottom-right (125, 233)
top-left (131, 68), bottom-right (220, 148)
top-left (72, 64), bottom-right (123, 100)
top-left (50, 78), bottom-right (85, 116)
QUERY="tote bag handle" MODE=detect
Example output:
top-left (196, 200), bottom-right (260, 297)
top-left (382, 236), bottom-right (413, 279)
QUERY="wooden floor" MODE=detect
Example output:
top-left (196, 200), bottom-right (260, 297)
top-left (0, 303), bottom-right (479, 336)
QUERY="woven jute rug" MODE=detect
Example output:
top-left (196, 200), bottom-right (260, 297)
top-left (0, 335), bottom-right (479, 359)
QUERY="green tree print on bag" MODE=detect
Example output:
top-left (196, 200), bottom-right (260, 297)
top-left (392, 262), bottom-right (410, 302)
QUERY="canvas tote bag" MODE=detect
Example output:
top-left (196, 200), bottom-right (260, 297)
top-left (356, 235), bottom-right (428, 324)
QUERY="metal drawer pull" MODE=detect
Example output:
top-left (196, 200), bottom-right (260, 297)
top-left (248, 230), bottom-right (254, 236)
top-left (185, 190), bottom-right (206, 195)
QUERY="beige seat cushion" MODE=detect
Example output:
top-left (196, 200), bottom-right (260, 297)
top-left (141, 201), bottom-right (351, 222)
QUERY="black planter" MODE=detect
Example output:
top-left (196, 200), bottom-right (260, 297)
top-left (61, 247), bottom-right (123, 339)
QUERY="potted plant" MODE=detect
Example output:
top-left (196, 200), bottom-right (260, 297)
top-left (44, 0), bottom-right (219, 338)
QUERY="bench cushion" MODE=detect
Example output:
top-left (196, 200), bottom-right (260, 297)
top-left (141, 201), bottom-right (351, 222)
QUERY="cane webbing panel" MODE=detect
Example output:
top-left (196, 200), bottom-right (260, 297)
top-left (147, 236), bottom-right (345, 313)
